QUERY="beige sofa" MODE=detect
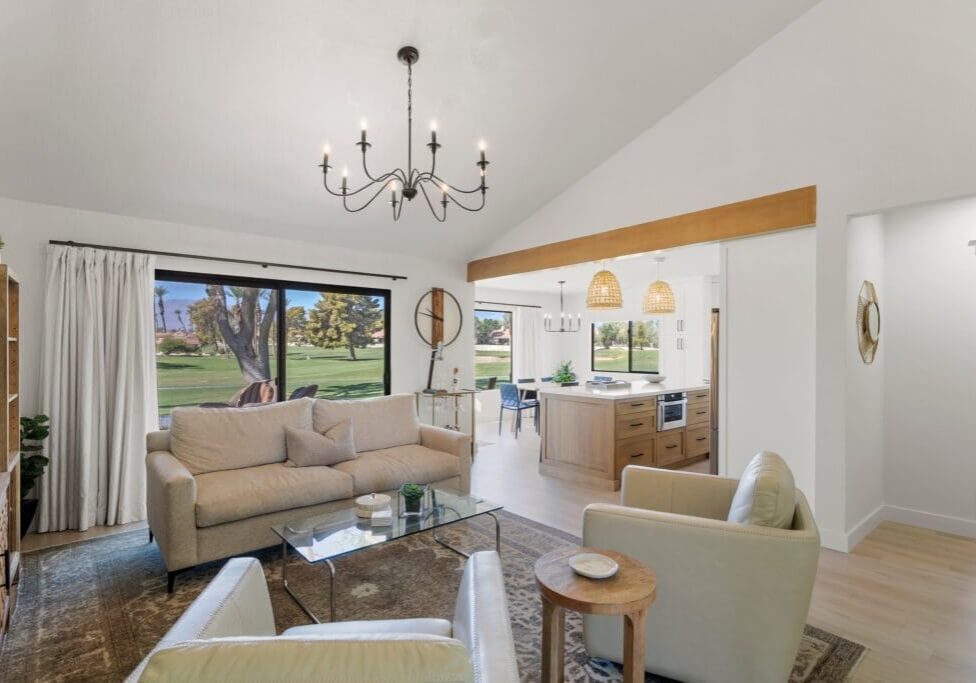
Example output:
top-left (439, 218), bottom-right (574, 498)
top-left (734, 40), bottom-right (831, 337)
top-left (582, 464), bottom-right (820, 683)
top-left (147, 394), bottom-right (471, 590)
top-left (127, 551), bottom-right (519, 682)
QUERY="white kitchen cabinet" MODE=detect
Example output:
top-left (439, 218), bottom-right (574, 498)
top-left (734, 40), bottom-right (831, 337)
top-left (657, 277), bottom-right (712, 387)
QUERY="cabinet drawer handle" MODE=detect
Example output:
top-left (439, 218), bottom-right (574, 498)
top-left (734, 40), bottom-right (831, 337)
top-left (696, 410), bottom-right (707, 415)
top-left (665, 444), bottom-right (678, 449)
top-left (629, 422), bottom-right (644, 427)
top-left (630, 453), bottom-right (644, 458)
top-left (696, 437), bottom-right (707, 442)
top-left (630, 403), bottom-right (644, 408)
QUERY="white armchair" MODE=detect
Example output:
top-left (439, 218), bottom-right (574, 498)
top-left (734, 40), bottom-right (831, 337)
top-left (128, 551), bottom-right (519, 683)
top-left (582, 465), bottom-right (820, 683)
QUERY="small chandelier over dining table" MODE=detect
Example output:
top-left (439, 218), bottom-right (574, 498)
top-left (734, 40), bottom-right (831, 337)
top-left (319, 46), bottom-right (490, 222)
top-left (544, 281), bottom-right (581, 333)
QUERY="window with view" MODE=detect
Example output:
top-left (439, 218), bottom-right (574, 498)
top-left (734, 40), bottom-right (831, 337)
top-left (474, 309), bottom-right (512, 389)
top-left (154, 272), bottom-right (389, 426)
top-left (591, 320), bottom-right (660, 374)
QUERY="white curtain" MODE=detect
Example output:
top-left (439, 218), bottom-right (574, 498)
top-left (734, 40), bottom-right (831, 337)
top-left (38, 246), bottom-right (158, 532)
top-left (512, 307), bottom-right (543, 381)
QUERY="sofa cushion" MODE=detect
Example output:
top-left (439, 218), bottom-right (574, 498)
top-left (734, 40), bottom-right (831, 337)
top-left (285, 421), bottom-right (356, 467)
top-left (195, 462), bottom-right (354, 527)
top-left (332, 445), bottom-right (461, 495)
top-left (283, 618), bottom-right (453, 638)
top-left (313, 394), bottom-right (420, 454)
top-left (140, 635), bottom-right (474, 683)
top-left (727, 451), bottom-right (796, 528)
top-left (171, 399), bottom-right (313, 475)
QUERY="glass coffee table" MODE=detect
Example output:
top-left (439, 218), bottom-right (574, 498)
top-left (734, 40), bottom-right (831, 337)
top-left (272, 488), bottom-right (502, 623)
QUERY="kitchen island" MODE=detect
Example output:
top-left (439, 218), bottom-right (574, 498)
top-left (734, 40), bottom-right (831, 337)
top-left (539, 381), bottom-right (711, 491)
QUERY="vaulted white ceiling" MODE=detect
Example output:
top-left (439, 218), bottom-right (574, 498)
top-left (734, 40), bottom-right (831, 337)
top-left (0, 1), bottom-right (819, 260)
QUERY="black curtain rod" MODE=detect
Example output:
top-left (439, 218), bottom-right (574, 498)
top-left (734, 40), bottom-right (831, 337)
top-left (475, 300), bottom-right (542, 309)
top-left (49, 240), bottom-right (408, 281)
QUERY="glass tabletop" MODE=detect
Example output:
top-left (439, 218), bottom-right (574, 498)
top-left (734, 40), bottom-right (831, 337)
top-left (271, 488), bottom-right (502, 564)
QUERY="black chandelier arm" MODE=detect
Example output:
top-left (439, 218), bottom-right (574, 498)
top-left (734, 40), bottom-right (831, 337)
top-left (322, 165), bottom-right (396, 198)
top-left (321, 170), bottom-right (348, 198)
top-left (392, 194), bottom-right (405, 221)
top-left (342, 180), bottom-right (395, 213)
top-left (427, 172), bottom-right (485, 195)
top-left (442, 186), bottom-right (487, 212)
top-left (361, 150), bottom-right (409, 186)
top-left (418, 182), bottom-right (447, 222)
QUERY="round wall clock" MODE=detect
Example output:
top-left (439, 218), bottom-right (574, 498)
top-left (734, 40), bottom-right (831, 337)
top-left (856, 280), bottom-right (880, 364)
top-left (414, 288), bottom-right (463, 347)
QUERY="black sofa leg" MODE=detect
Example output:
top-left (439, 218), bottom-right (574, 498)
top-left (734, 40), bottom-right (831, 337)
top-left (167, 571), bottom-right (176, 593)
top-left (148, 529), bottom-right (154, 544)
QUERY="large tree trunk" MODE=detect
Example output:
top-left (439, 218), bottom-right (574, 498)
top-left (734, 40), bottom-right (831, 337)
top-left (258, 293), bottom-right (278, 375)
top-left (157, 295), bottom-right (167, 333)
top-left (209, 286), bottom-right (275, 383)
top-left (347, 341), bottom-right (357, 361)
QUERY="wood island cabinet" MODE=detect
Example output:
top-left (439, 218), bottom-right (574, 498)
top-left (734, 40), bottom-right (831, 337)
top-left (540, 384), bottom-right (710, 491)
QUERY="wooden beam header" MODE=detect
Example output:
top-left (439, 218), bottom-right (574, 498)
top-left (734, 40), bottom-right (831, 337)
top-left (467, 185), bottom-right (816, 282)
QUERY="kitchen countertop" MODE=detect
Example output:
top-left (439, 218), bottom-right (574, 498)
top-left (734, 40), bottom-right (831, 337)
top-left (538, 380), bottom-right (709, 400)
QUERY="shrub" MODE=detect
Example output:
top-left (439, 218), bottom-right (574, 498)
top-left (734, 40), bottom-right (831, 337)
top-left (159, 336), bottom-right (200, 355)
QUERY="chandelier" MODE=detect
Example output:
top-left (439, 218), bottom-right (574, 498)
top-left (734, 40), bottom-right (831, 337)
top-left (544, 281), bottom-right (581, 333)
top-left (319, 46), bottom-right (490, 222)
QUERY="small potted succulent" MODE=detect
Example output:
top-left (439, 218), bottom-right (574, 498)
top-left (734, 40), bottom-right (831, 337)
top-left (552, 361), bottom-right (577, 386)
top-left (400, 483), bottom-right (427, 516)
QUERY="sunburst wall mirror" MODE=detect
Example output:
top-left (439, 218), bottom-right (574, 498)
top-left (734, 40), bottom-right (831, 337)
top-left (856, 280), bottom-right (880, 364)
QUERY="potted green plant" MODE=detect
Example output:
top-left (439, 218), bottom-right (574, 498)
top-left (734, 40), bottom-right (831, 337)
top-left (552, 361), bottom-right (577, 386)
top-left (20, 414), bottom-right (50, 537)
top-left (400, 483), bottom-right (427, 515)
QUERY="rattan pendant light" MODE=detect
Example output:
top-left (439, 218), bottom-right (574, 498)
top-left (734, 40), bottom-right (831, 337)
top-left (643, 256), bottom-right (676, 314)
top-left (586, 264), bottom-right (623, 309)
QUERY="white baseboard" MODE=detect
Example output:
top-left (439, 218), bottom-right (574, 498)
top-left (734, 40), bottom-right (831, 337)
top-left (818, 527), bottom-right (849, 552)
top-left (845, 504), bottom-right (886, 551)
top-left (882, 504), bottom-right (976, 540)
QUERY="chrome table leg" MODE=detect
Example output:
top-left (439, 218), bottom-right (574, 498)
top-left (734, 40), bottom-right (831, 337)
top-left (281, 541), bottom-right (336, 624)
top-left (431, 511), bottom-right (501, 558)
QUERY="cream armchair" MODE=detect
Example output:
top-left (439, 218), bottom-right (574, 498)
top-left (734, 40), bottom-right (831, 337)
top-left (128, 551), bottom-right (519, 683)
top-left (582, 466), bottom-right (820, 683)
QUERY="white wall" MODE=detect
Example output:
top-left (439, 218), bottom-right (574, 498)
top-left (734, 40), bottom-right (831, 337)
top-left (474, 0), bottom-right (976, 547)
top-left (719, 229), bottom-right (816, 502)
top-left (882, 197), bottom-right (976, 537)
top-left (0, 196), bottom-right (474, 417)
top-left (845, 214), bottom-right (886, 542)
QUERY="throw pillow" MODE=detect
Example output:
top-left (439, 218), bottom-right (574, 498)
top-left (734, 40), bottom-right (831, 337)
top-left (727, 451), bottom-right (796, 528)
top-left (285, 420), bottom-right (356, 467)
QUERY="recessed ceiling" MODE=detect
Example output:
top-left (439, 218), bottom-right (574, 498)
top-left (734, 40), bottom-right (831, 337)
top-left (0, 0), bottom-right (819, 260)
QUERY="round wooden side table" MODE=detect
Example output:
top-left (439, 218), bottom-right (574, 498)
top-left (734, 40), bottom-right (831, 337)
top-left (534, 546), bottom-right (657, 683)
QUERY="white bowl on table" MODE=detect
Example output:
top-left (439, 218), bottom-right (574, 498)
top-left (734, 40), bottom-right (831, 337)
top-left (644, 375), bottom-right (667, 384)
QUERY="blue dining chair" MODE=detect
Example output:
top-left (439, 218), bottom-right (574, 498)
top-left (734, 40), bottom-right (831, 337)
top-left (499, 382), bottom-right (539, 437)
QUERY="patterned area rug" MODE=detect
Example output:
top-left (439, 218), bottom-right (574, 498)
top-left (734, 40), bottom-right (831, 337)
top-left (0, 512), bottom-right (864, 681)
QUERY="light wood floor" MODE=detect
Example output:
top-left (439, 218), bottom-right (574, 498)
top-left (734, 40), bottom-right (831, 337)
top-left (472, 422), bottom-right (976, 682)
top-left (22, 422), bottom-right (976, 681)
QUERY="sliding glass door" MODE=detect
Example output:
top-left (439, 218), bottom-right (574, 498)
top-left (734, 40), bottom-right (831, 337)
top-left (154, 271), bottom-right (389, 426)
top-left (283, 289), bottom-right (387, 400)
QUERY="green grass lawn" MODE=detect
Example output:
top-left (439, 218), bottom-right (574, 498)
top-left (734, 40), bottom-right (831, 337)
top-left (592, 346), bottom-right (659, 373)
top-left (475, 346), bottom-right (511, 388)
top-left (156, 345), bottom-right (385, 416)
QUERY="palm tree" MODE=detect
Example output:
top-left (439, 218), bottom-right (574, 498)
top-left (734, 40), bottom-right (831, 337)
top-left (175, 308), bottom-right (188, 334)
top-left (154, 286), bottom-right (168, 333)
